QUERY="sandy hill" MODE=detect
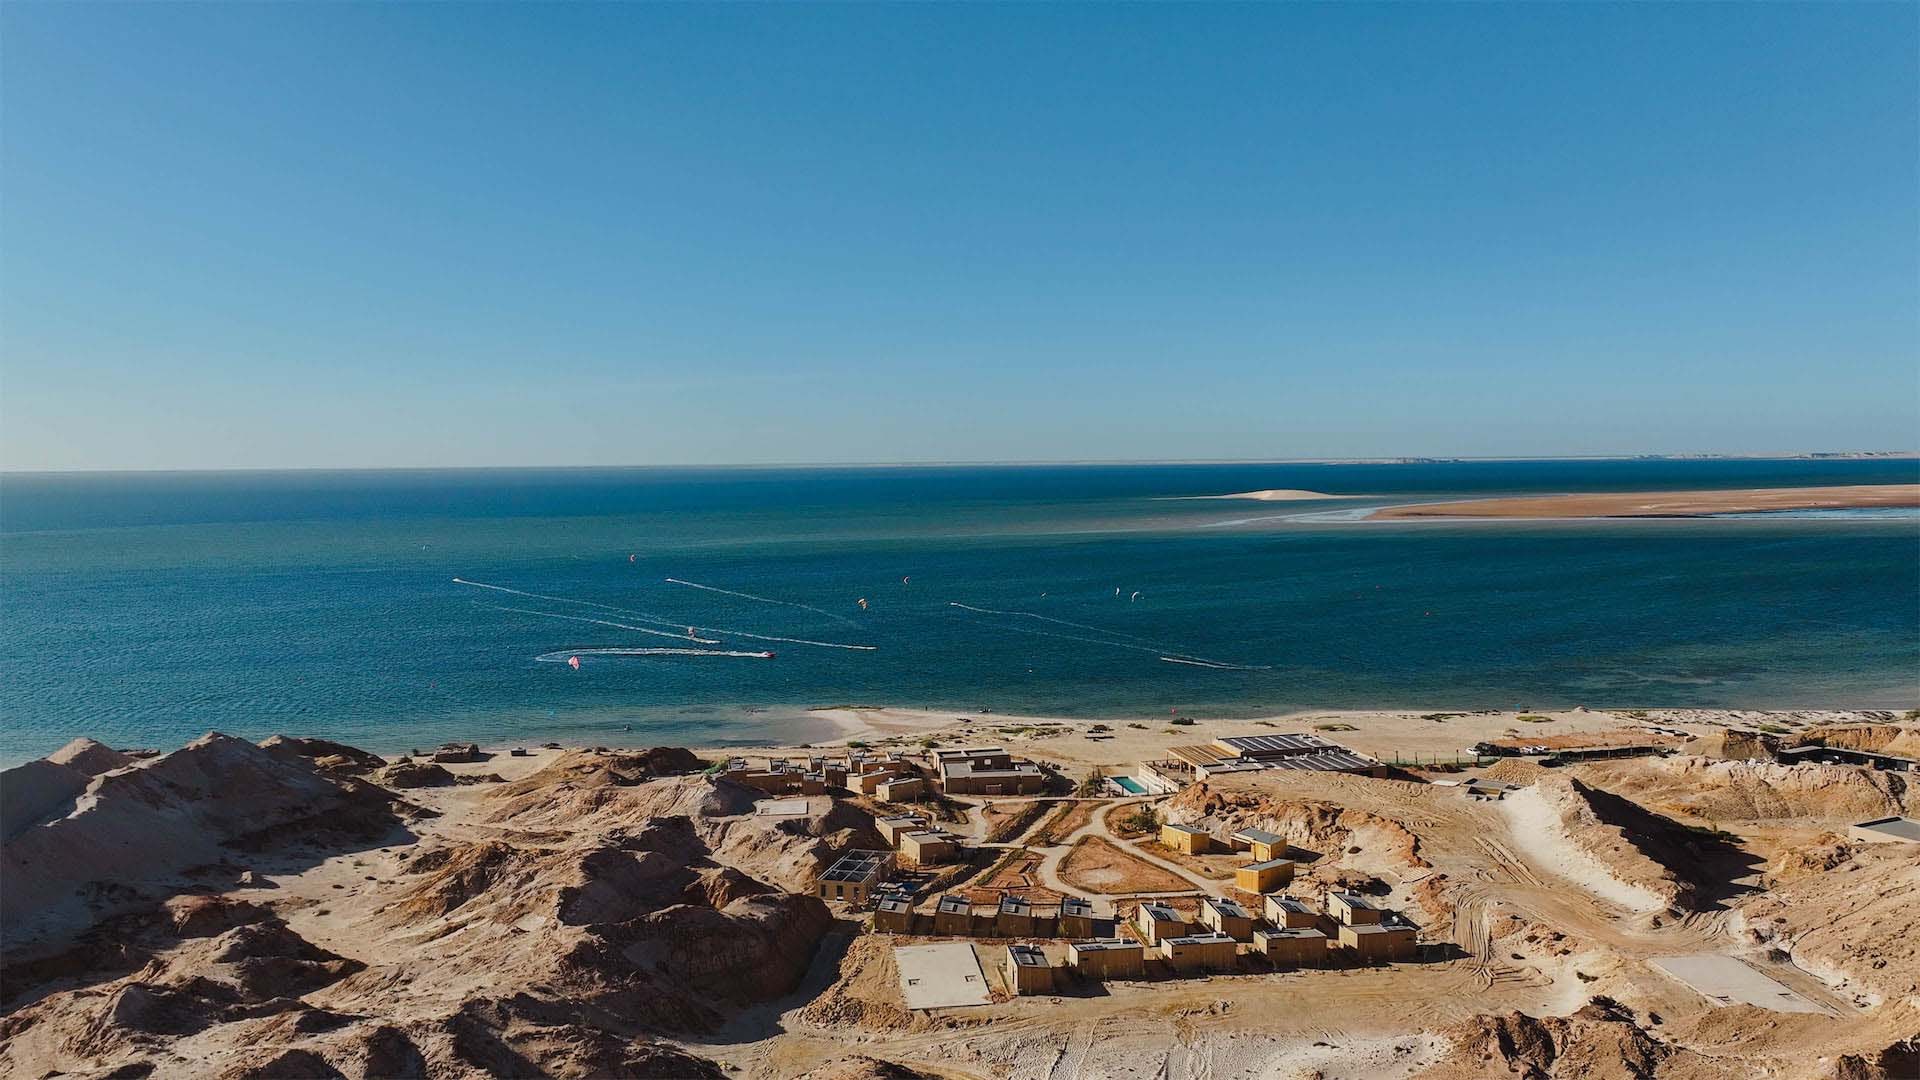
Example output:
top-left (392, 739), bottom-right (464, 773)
top-left (0, 741), bottom-right (865, 1079)
top-left (2, 733), bottom-right (409, 954)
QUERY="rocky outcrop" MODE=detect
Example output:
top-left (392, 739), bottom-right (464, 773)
top-left (1427, 998), bottom-right (1671, 1080)
top-left (257, 736), bottom-right (386, 776)
top-left (371, 761), bottom-right (456, 789)
top-left (2, 733), bottom-right (409, 956)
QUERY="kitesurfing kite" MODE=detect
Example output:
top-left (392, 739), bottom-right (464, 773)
top-left (857, 597), bottom-right (870, 611)
top-left (567, 655), bottom-right (581, 671)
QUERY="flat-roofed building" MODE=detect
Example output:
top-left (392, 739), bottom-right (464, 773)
top-left (876, 814), bottom-right (928, 846)
top-left (1006, 944), bottom-right (1054, 994)
top-left (1069, 939), bottom-right (1144, 979)
top-left (1135, 902), bottom-right (1186, 945)
top-left (1230, 828), bottom-right (1289, 862)
top-left (1253, 927), bottom-right (1327, 967)
top-left (1198, 897), bottom-right (1256, 941)
top-left (1235, 857), bottom-right (1295, 894)
top-left (1058, 896), bottom-right (1096, 938)
top-left (1339, 922), bottom-right (1417, 962)
top-left (1160, 823), bottom-right (1216, 854)
top-left (936, 746), bottom-right (1046, 795)
top-left (898, 830), bottom-right (959, 866)
top-left (997, 894), bottom-right (1039, 938)
top-left (1212, 733), bottom-right (1339, 760)
top-left (1161, 933), bottom-right (1239, 974)
top-left (1260, 750), bottom-right (1388, 778)
top-left (1849, 816), bottom-right (1920, 844)
top-left (933, 894), bottom-right (974, 936)
top-left (876, 776), bottom-right (927, 803)
top-left (1263, 896), bottom-right (1318, 928)
top-left (872, 894), bottom-right (915, 934)
top-left (856, 770), bottom-right (900, 795)
top-left (1328, 891), bottom-right (1383, 926)
top-left (814, 850), bottom-right (893, 906)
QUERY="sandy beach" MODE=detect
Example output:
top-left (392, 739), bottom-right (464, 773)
top-left (1370, 484), bottom-right (1920, 519)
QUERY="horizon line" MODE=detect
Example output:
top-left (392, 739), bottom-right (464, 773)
top-left (3, 450), bottom-right (1918, 477)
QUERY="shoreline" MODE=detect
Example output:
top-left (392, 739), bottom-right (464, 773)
top-left (19, 704), bottom-right (1914, 773)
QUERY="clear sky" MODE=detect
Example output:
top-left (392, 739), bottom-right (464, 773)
top-left (2, 3), bottom-right (1915, 470)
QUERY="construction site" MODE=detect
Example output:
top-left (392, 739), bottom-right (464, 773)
top-left (4, 708), bottom-right (1918, 1080)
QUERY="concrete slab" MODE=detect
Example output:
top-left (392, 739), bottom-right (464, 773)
top-left (895, 942), bottom-right (991, 1009)
top-left (754, 798), bottom-right (810, 817)
top-left (1650, 955), bottom-right (1825, 1014)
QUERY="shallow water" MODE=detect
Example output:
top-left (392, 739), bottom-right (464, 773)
top-left (2, 459), bottom-right (1915, 763)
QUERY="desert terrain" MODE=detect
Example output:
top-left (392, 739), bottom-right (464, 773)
top-left (3, 707), bottom-right (1917, 1079)
top-left (1366, 484), bottom-right (1920, 519)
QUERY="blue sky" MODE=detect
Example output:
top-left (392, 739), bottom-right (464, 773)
top-left (2, 3), bottom-right (1914, 469)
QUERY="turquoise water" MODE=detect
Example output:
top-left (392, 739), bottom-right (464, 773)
top-left (2, 460), bottom-right (1915, 764)
top-left (1112, 777), bottom-right (1149, 795)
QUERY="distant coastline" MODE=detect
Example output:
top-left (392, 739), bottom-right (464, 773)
top-left (1369, 484), bottom-right (1920, 520)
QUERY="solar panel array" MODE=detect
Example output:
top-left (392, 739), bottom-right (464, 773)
top-left (1215, 733), bottom-right (1334, 757)
top-left (820, 850), bottom-right (891, 882)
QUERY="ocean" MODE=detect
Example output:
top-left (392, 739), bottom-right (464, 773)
top-left (2, 459), bottom-right (1915, 764)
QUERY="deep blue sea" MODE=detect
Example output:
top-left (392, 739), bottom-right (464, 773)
top-left (2, 460), bottom-right (1916, 764)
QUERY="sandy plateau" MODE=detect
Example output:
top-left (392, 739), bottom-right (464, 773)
top-left (3, 707), bottom-right (1917, 1079)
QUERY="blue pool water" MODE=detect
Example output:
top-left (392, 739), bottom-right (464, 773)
top-left (2, 459), bottom-right (1915, 763)
top-left (1112, 777), bottom-right (1149, 795)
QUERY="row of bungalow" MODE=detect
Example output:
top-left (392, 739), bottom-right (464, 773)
top-left (1134, 890), bottom-right (1417, 962)
top-left (739, 745), bottom-right (1046, 802)
top-left (1159, 823), bottom-right (1301, 895)
top-left (874, 892), bottom-right (1099, 937)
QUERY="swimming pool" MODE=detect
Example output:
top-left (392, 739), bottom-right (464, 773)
top-left (1111, 776), bottom-right (1148, 795)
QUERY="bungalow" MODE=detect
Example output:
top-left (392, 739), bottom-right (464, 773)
top-left (1262, 895), bottom-right (1318, 929)
top-left (1161, 933), bottom-right (1239, 974)
top-left (875, 814), bottom-right (927, 846)
top-left (1069, 939), bottom-right (1145, 980)
top-left (1006, 944), bottom-right (1054, 994)
top-left (1198, 897), bottom-right (1256, 941)
top-left (1160, 823), bottom-right (1216, 855)
top-left (1235, 857), bottom-right (1295, 894)
top-left (1253, 927), bottom-right (1326, 967)
top-left (1058, 895), bottom-right (1096, 938)
top-left (997, 894), bottom-right (1039, 938)
top-left (932, 894), bottom-right (974, 936)
top-left (1339, 922), bottom-right (1417, 962)
top-left (872, 894), bottom-right (914, 934)
top-left (814, 850), bottom-right (893, 907)
top-left (876, 776), bottom-right (927, 803)
top-left (1231, 828), bottom-right (1288, 862)
top-left (1135, 902), bottom-right (1186, 945)
top-left (897, 830), bottom-right (958, 866)
top-left (1328, 891), bottom-right (1383, 926)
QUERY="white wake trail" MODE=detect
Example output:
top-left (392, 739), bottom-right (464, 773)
top-left (454, 578), bottom-right (877, 651)
top-left (947, 601), bottom-right (1172, 649)
top-left (535, 647), bottom-right (773, 661)
top-left (664, 578), bottom-right (858, 626)
top-left (482, 604), bottom-right (721, 644)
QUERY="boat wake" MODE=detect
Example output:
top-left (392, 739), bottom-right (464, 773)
top-left (535, 647), bottom-right (774, 662)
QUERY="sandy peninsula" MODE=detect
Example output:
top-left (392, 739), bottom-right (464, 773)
top-left (1192, 489), bottom-right (1360, 501)
top-left (1371, 484), bottom-right (1920, 520)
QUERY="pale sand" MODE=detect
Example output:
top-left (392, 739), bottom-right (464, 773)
top-left (1501, 784), bottom-right (1669, 913)
top-left (694, 706), bottom-right (1728, 774)
top-left (1370, 484), bottom-right (1920, 520)
top-left (1192, 489), bottom-right (1360, 501)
